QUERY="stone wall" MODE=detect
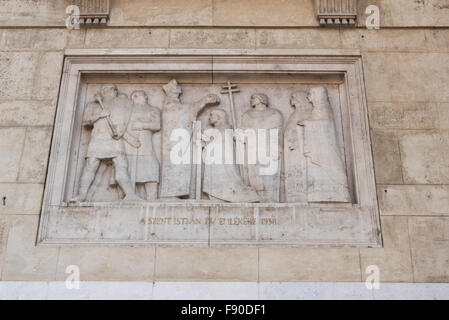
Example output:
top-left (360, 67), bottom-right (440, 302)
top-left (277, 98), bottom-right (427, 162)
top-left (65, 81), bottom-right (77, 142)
top-left (0, 0), bottom-right (448, 283)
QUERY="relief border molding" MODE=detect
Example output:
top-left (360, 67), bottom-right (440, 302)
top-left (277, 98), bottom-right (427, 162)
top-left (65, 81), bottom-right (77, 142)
top-left (38, 50), bottom-right (381, 248)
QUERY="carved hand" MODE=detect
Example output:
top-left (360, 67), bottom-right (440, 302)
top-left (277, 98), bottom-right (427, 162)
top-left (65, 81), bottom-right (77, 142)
top-left (99, 109), bottom-right (111, 119)
top-left (132, 121), bottom-right (145, 131)
top-left (202, 94), bottom-right (220, 106)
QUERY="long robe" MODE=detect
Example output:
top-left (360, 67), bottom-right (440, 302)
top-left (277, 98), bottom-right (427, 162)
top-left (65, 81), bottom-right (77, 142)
top-left (126, 103), bottom-right (161, 187)
top-left (303, 103), bottom-right (351, 203)
top-left (159, 98), bottom-right (206, 198)
top-left (284, 108), bottom-right (307, 203)
top-left (240, 108), bottom-right (283, 203)
top-left (202, 126), bottom-right (261, 203)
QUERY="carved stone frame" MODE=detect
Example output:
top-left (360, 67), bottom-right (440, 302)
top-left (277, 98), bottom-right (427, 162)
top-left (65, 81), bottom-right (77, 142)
top-left (38, 49), bottom-right (381, 248)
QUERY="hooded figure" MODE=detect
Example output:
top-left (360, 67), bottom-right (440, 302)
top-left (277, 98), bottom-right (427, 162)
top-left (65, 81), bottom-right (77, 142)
top-left (284, 91), bottom-right (312, 203)
top-left (301, 86), bottom-right (351, 203)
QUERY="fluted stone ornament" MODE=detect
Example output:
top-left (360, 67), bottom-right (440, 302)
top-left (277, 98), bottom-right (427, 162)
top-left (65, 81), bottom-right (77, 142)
top-left (316, 0), bottom-right (357, 26)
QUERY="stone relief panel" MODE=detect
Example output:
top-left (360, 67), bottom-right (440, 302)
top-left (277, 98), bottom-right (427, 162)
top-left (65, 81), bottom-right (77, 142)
top-left (38, 54), bottom-right (380, 248)
top-left (69, 81), bottom-right (351, 205)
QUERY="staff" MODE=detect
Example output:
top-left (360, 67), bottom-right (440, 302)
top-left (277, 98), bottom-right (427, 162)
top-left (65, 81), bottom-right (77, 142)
top-left (95, 93), bottom-right (141, 148)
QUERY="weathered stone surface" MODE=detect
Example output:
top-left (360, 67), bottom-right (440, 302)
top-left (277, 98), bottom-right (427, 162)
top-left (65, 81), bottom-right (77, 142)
top-left (368, 102), bottom-right (438, 130)
top-left (425, 29), bottom-right (449, 52)
top-left (0, 100), bottom-right (56, 127)
top-left (360, 216), bottom-right (413, 282)
top-left (379, 185), bottom-right (449, 216)
top-left (438, 103), bottom-right (449, 129)
top-left (341, 29), bottom-right (428, 51)
top-left (0, 29), bottom-right (84, 50)
top-left (0, 216), bottom-right (8, 277)
top-left (56, 247), bottom-right (155, 281)
top-left (257, 29), bottom-right (341, 49)
top-left (0, 52), bottom-right (39, 100)
top-left (18, 127), bottom-right (52, 184)
top-left (391, 53), bottom-right (449, 103)
top-left (399, 132), bottom-right (449, 184)
top-left (155, 248), bottom-right (258, 281)
top-left (371, 130), bottom-right (403, 184)
top-left (358, 0), bottom-right (449, 27)
top-left (170, 29), bottom-right (255, 49)
top-left (363, 52), bottom-right (449, 103)
top-left (109, 0), bottom-right (212, 26)
top-left (409, 217), bottom-right (449, 282)
top-left (33, 52), bottom-right (64, 100)
top-left (259, 248), bottom-right (361, 282)
top-left (44, 205), bottom-right (212, 244)
top-left (85, 28), bottom-right (170, 48)
top-left (213, 0), bottom-right (317, 26)
top-left (0, 128), bottom-right (26, 183)
top-left (2, 215), bottom-right (58, 281)
top-left (361, 52), bottom-right (395, 102)
top-left (0, 184), bottom-right (44, 215)
top-left (0, 0), bottom-right (448, 28)
top-left (0, 0), bottom-right (70, 26)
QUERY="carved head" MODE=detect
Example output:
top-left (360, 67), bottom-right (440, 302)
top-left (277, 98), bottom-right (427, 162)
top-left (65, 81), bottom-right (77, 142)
top-left (209, 109), bottom-right (229, 127)
top-left (100, 84), bottom-right (118, 100)
top-left (251, 93), bottom-right (269, 108)
top-left (131, 90), bottom-right (148, 105)
top-left (290, 91), bottom-right (310, 108)
top-left (307, 86), bottom-right (330, 106)
top-left (163, 79), bottom-right (182, 98)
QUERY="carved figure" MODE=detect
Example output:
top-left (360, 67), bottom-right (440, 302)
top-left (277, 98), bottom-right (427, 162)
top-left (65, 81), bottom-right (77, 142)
top-left (202, 109), bottom-right (261, 203)
top-left (240, 93), bottom-right (283, 202)
top-left (72, 84), bottom-right (142, 202)
top-left (159, 79), bottom-right (220, 199)
top-left (284, 91), bottom-right (312, 203)
top-left (127, 90), bottom-right (161, 200)
top-left (302, 86), bottom-right (351, 202)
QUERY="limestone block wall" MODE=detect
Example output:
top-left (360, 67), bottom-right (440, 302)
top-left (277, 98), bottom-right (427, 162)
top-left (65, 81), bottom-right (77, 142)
top-left (0, 0), bottom-right (448, 283)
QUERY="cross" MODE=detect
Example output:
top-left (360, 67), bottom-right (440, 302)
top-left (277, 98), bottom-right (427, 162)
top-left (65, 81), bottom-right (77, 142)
top-left (221, 81), bottom-right (240, 130)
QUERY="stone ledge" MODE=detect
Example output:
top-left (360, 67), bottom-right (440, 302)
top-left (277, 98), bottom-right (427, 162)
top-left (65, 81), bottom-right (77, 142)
top-left (1, 282), bottom-right (449, 300)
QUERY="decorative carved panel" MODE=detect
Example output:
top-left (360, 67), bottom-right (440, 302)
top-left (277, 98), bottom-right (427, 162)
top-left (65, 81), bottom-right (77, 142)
top-left (37, 50), bottom-right (381, 248)
top-left (72, 0), bottom-right (110, 25)
top-left (316, 0), bottom-right (357, 26)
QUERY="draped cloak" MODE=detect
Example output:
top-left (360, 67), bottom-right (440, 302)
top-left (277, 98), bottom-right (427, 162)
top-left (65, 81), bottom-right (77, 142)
top-left (302, 102), bottom-right (351, 203)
